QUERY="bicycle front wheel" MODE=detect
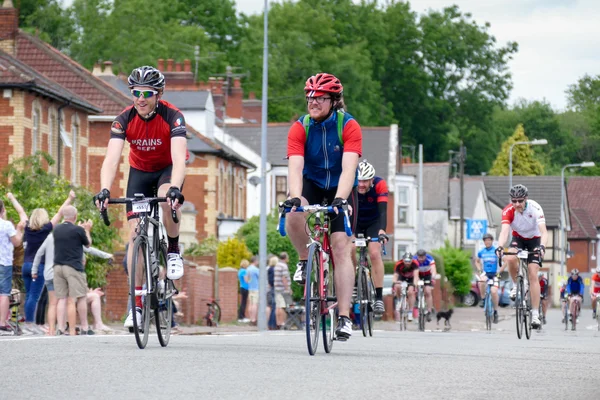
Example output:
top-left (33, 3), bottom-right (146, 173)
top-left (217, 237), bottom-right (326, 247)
top-left (418, 289), bottom-right (425, 332)
top-left (305, 243), bottom-right (321, 356)
top-left (524, 283), bottom-right (532, 340)
top-left (367, 275), bottom-right (375, 337)
top-left (399, 295), bottom-right (407, 331)
top-left (484, 293), bottom-right (492, 331)
top-left (131, 235), bottom-right (151, 349)
top-left (515, 277), bottom-right (524, 339)
top-left (358, 267), bottom-right (369, 337)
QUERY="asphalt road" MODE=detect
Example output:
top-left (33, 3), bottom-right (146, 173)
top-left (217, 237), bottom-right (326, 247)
top-left (2, 308), bottom-right (597, 400)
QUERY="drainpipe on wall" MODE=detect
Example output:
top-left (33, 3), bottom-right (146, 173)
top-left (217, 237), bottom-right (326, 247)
top-left (57, 101), bottom-right (70, 176)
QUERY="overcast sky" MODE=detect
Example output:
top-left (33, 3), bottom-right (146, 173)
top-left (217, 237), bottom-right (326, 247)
top-left (236, 0), bottom-right (600, 111)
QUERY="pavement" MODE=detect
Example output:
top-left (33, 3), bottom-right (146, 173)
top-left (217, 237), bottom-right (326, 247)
top-left (1, 307), bottom-right (598, 399)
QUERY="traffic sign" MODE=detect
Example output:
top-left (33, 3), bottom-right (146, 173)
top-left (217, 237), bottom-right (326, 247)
top-left (467, 219), bottom-right (487, 240)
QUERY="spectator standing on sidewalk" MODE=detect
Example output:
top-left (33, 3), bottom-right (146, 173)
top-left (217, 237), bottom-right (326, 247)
top-left (6, 191), bottom-right (74, 334)
top-left (267, 255), bottom-right (278, 330)
top-left (274, 252), bottom-right (292, 328)
top-left (246, 256), bottom-right (260, 325)
top-left (237, 259), bottom-right (250, 322)
top-left (52, 205), bottom-right (92, 336)
top-left (0, 199), bottom-right (24, 335)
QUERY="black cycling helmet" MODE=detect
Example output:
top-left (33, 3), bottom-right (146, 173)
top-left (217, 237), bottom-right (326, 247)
top-left (483, 233), bottom-right (493, 240)
top-left (402, 252), bottom-right (413, 263)
top-left (416, 249), bottom-right (426, 257)
top-left (128, 66), bottom-right (165, 90)
top-left (509, 184), bottom-right (528, 199)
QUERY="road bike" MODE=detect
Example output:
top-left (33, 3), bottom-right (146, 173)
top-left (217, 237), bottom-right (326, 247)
top-left (279, 203), bottom-right (352, 356)
top-left (203, 298), bottom-right (221, 327)
top-left (483, 276), bottom-right (498, 331)
top-left (569, 295), bottom-right (581, 331)
top-left (100, 194), bottom-right (178, 349)
top-left (503, 249), bottom-right (540, 340)
top-left (562, 296), bottom-right (569, 331)
top-left (395, 281), bottom-right (409, 331)
top-left (354, 234), bottom-right (385, 337)
top-left (416, 279), bottom-right (431, 332)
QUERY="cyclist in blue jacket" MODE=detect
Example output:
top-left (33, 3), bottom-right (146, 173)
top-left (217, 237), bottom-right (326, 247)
top-left (475, 233), bottom-right (500, 324)
top-left (566, 269), bottom-right (584, 322)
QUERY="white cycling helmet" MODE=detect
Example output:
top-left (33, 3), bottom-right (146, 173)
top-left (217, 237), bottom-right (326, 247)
top-left (358, 159), bottom-right (375, 180)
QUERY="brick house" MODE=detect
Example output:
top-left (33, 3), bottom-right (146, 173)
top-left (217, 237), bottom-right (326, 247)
top-left (567, 177), bottom-right (600, 273)
top-left (0, 2), bottom-right (252, 247)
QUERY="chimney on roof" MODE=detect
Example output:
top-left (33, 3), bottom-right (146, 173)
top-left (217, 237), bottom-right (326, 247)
top-left (92, 62), bottom-right (102, 76)
top-left (183, 59), bottom-right (191, 73)
top-left (0, 0), bottom-right (18, 56)
top-left (175, 62), bottom-right (182, 72)
top-left (248, 92), bottom-right (256, 100)
top-left (166, 59), bottom-right (174, 72)
top-left (157, 59), bottom-right (164, 71)
top-left (102, 61), bottom-right (114, 76)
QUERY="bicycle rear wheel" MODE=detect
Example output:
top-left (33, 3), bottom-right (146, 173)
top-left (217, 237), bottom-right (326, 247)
top-left (564, 301), bottom-right (569, 331)
top-left (305, 243), bottom-right (321, 356)
top-left (358, 267), bottom-right (368, 337)
top-left (418, 289), bottom-right (425, 332)
top-left (154, 245), bottom-right (172, 347)
top-left (131, 235), bottom-right (151, 349)
top-left (399, 295), bottom-right (407, 331)
top-left (524, 283), bottom-right (532, 340)
top-left (367, 274), bottom-right (375, 337)
top-left (322, 257), bottom-right (335, 353)
top-left (515, 277), bottom-right (523, 339)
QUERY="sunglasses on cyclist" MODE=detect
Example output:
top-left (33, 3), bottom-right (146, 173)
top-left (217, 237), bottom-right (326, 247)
top-left (131, 89), bottom-right (158, 99)
top-left (511, 198), bottom-right (525, 204)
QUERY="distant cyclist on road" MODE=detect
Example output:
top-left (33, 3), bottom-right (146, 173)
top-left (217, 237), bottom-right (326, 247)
top-left (475, 233), bottom-right (500, 324)
top-left (392, 252), bottom-right (418, 321)
top-left (538, 272), bottom-right (549, 324)
top-left (566, 269), bottom-right (584, 322)
top-left (413, 249), bottom-right (437, 322)
top-left (355, 159), bottom-right (389, 318)
top-left (591, 269), bottom-right (600, 319)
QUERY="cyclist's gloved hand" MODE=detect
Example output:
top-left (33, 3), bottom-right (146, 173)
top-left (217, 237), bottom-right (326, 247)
top-left (282, 197), bottom-right (301, 209)
top-left (331, 197), bottom-right (347, 213)
top-left (495, 246), bottom-right (504, 257)
top-left (535, 245), bottom-right (546, 258)
top-left (378, 232), bottom-right (389, 243)
top-left (93, 188), bottom-right (110, 209)
top-left (166, 186), bottom-right (185, 207)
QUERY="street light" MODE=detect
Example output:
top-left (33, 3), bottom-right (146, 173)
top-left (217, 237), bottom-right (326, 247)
top-left (508, 139), bottom-right (548, 190)
top-left (560, 161), bottom-right (595, 276)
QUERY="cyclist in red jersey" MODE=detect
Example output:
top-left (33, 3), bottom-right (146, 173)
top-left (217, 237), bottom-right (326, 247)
top-left (538, 272), bottom-right (549, 324)
top-left (94, 66), bottom-right (187, 329)
top-left (496, 184), bottom-right (548, 329)
top-left (284, 73), bottom-right (362, 340)
top-left (392, 252), bottom-right (418, 321)
top-left (590, 269), bottom-right (600, 319)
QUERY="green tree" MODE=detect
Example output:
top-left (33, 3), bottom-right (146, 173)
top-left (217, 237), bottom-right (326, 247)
top-left (488, 124), bottom-right (544, 176)
top-left (16, 0), bottom-right (75, 50)
top-left (433, 241), bottom-right (472, 297)
top-left (0, 153), bottom-right (119, 288)
top-left (565, 75), bottom-right (600, 164)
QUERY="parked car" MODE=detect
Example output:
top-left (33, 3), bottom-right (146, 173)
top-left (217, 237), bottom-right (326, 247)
top-left (383, 274), bottom-right (394, 297)
top-left (467, 273), bottom-right (514, 308)
top-left (462, 273), bottom-right (482, 307)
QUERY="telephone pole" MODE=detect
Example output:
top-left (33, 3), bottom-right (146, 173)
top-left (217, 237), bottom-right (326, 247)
top-left (459, 142), bottom-right (466, 250)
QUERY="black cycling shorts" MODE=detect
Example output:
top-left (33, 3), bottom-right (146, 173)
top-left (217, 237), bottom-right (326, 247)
top-left (509, 236), bottom-right (542, 266)
top-left (126, 165), bottom-right (183, 220)
top-left (355, 220), bottom-right (380, 240)
top-left (301, 177), bottom-right (358, 234)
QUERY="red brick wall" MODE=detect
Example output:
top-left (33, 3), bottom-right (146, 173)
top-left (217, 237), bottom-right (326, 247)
top-left (218, 268), bottom-right (238, 322)
top-left (0, 125), bottom-right (13, 167)
top-left (0, 7), bottom-right (18, 42)
top-left (24, 127), bottom-right (31, 156)
top-left (567, 240), bottom-right (596, 273)
top-left (80, 146), bottom-right (88, 187)
top-left (242, 103), bottom-right (261, 123)
top-left (64, 147), bottom-right (71, 180)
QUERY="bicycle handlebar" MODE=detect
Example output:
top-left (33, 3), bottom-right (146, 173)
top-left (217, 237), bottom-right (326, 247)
top-left (278, 204), bottom-right (352, 237)
top-left (98, 197), bottom-right (178, 226)
top-left (354, 236), bottom-right (387, 255)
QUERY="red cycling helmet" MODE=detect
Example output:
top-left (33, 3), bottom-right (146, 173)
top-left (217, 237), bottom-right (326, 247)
top-left (304, 73), bottom-right (343, 97)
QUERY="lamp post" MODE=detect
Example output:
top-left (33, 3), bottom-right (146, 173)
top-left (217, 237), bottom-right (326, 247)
top-left (560, 161), bottom-right (595, 276)
top-left (508, 139), bottom-right (548, 190)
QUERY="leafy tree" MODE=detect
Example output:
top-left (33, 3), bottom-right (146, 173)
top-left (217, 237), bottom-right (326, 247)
top-left (184, 235), bottom-right (218, 257)
top-left (0, 153), bottom-right (119, 288)
top-left (216, 237), bottom-right (252, 269)
top-left (565, 75), bottom-right (600, 164)
top-left (433, 241), bottom-right (471, 297)
top-left (488, 124), bottom-right (544, 176)
top-left (16, 0), bottom-right (75, 50)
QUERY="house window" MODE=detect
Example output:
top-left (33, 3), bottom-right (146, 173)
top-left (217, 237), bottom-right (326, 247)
top-left (71, 121), bottom-right (78, 184)
top-left (275, 176), bottom-right (287, 204)
top-left (397, 244), bottom-right (407, 259)
top-left (397, 186), bottom-right (408, 205)
top-left (397, 206), bottom-right (408, 224)
top-left (48, 111), bottom-right (56, 170)
top-left (227, 165), bottom-right (234, 216)
top-left (237, 170), bottom-right (245, 218)
top-left (592, 240), bottom-right (597, 261)
top-left (32, 107), bottom-right (40, 154)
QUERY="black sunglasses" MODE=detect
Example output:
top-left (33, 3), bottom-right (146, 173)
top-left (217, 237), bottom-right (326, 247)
top-left (511, 199), bottom-right (525, 204)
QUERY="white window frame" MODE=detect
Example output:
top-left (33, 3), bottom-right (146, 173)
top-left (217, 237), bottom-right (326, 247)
top-left (71, 118), bottom-right (79, 184)
top-left (32, 106), bottom-right (40, 154)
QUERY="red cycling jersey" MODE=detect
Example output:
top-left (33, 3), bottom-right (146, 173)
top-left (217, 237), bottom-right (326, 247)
top-left (110, 100), bottom-right (187, 172)
top-left (592, 273), bottom-right (600, 294)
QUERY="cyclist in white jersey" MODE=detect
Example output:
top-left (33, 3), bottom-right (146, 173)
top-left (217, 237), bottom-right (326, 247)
top-left (495, 184), bottom-right (548, 329)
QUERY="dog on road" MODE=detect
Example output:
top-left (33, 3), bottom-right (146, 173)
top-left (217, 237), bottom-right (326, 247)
top-left (436, 309), bottom-right (454, 331)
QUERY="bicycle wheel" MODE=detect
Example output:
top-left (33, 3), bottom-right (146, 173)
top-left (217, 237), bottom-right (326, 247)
top-left (524, 282), bottom-right (532, 340)
top-left (131, 235), bottom-right (151, 349)
top-left (154, 245), bottom-right (172, 347)
top-left (358, 267), bottom-right (370, 337)
top-left (367, 275), bottom-right (375, 337)
top-left (484, 293), bottom-right (492, 331)
top-left (570, 301), bottom-right (578, 331)
top-left (564, 301), bottom-right (569, 331)
top-left (305, 243), bottom-right (321, 356)
top-left (418, 289), bottom-right (425, 332)
top-left (322, 257), bottom-right (335, 353)
top-left (399, 295), bottom-right (407, 331)
top-left (515, 277), bottom-right (523, 339)
top-left (596, 299), bottom-right (600, 332)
